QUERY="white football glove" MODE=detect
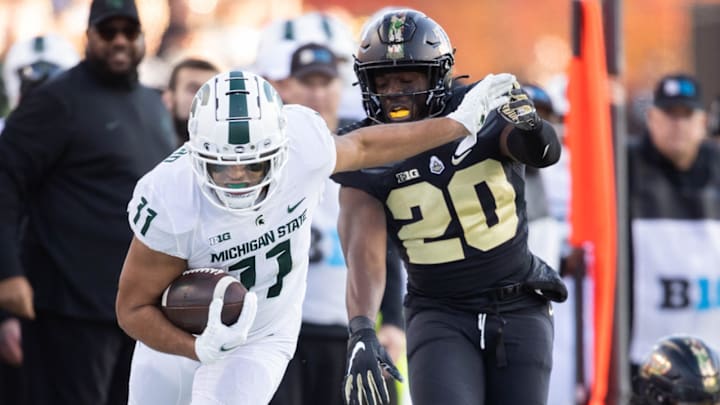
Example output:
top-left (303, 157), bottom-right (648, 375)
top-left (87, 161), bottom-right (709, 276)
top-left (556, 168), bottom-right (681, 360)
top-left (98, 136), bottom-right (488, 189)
top-left (447, 73), bottom-right (516, 136)
top-left (194, 291), bottom-right (258, 364)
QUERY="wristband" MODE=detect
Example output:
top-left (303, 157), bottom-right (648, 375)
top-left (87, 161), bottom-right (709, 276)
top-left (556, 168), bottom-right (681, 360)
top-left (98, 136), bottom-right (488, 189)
top-left (348, 315), bottom-right (375, 333)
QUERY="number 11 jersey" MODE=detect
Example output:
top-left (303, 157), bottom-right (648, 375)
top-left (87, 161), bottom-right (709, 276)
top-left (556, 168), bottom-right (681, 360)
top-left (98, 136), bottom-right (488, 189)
top-left (127, 105), bottom-right (336, 339)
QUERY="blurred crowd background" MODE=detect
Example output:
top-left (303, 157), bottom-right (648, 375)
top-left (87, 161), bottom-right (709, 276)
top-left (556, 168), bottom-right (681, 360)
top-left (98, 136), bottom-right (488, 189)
top-left (1, 0), bottom-right (720, 130)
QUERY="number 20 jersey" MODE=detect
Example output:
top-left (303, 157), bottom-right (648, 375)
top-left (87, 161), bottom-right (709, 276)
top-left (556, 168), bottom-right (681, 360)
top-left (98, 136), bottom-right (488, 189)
top-left (333, 86), bottom-right (534, 310)
top-left (127, 105), bottom-right (336, 340)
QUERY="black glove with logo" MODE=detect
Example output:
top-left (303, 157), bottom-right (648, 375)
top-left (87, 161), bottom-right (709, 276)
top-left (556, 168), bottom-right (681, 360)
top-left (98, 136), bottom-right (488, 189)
top-left (343, 316), bottom-right (403, 405)
top-left (498, 83), bottom-right (541, 131)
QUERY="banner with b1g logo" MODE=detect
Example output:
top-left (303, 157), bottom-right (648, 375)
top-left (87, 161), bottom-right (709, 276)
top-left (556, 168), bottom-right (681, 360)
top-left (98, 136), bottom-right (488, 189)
top-left (630, 219), bottom-right (720, 364)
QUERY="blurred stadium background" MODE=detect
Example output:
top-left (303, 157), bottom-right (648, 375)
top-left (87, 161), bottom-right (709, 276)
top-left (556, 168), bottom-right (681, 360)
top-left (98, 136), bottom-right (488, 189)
top-left (1, 0), bottom-right (720, 120)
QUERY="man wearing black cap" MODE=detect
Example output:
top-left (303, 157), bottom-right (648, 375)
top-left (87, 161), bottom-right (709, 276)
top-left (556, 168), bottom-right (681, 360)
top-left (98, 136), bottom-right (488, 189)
top-left (627, 73), bottom-right (720, 390)
top-left (268, 43), bottom-right (346, 132)
top-left (0, 0), bottom-right (175, 403)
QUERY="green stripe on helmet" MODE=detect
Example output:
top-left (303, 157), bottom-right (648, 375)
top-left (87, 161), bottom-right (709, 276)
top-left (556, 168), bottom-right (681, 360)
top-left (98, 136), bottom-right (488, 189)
top-left (227, 71), bottom-right (250, 144)
top-left (284, 20), bottom-right (294, 40)
top-left (33, 36), bottom-right (45, 52)
top-left (228, 121), bottom-right (250, 145)
top-left (228, 70), bottom-right (248, 118)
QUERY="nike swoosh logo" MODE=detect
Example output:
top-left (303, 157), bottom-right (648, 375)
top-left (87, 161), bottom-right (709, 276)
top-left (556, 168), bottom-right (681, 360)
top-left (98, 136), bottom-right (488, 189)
top-left (287, 197), bottom-right (305, 213)
top-left (451, 148), bottom-right (472, 165)
top-left (346, 341), bottom-right (366, 374)
top-left (220, 342), bottom-right (242, 352)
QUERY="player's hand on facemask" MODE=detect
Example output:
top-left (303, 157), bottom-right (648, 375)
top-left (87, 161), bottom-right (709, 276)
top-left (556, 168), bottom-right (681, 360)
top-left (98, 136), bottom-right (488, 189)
top-left (343, 316), bottom-right (403, 405)
top-left (448, 73), bottom-right (516, 136)
top-left (194, 291), bottom-right (257, 364)
top-left (498, 83), bottom-right (541, 131)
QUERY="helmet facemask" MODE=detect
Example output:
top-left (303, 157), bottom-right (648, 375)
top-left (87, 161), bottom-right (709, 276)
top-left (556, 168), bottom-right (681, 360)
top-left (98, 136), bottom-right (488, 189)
top-left (357, 64), bottom-right (449, 123)
top-left (191, 145), bottom-right (287, 212)
top-left (187, 71), bottom-right (288, 214)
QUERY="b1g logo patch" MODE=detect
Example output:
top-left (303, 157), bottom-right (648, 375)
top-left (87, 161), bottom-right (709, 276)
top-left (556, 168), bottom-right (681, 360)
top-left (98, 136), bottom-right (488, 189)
top-left (396, 169), bottom-right (420, 184)
top-left (209, 232), bottom-right (231, 246)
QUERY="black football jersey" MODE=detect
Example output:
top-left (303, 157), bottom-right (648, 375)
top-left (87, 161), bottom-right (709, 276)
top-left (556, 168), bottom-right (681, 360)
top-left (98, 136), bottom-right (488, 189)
top-left (333, 84), bottom-right (537, 310)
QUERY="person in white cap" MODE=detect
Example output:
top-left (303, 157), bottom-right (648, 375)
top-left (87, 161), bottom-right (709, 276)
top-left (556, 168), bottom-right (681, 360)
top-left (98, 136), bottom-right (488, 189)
top-left (1, 34), bottom-right (79, 115)
top-left (0, 30), bottom-right (79, 405)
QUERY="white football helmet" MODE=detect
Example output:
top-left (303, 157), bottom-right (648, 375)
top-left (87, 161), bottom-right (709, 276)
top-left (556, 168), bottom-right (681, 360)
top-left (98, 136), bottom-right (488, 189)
top-left (187, 71), bottom-right (288, 213)
top-left (254, 11), bottom-right (355, 80)
top-left (2, 34), bottom-right (79, 110)
top-left (253, 12), bottom-right (364, 120)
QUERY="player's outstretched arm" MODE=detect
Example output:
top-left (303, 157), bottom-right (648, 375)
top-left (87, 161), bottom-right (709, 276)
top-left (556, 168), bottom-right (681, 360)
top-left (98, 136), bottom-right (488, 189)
top-left (338, 187), bottom-right (401, 405)
top-left (332, 73), bottom-right (516, 174)
top-left (338, 187), bottom-right (388, 323)
top-left (116, 237), bottom-right (198, 360)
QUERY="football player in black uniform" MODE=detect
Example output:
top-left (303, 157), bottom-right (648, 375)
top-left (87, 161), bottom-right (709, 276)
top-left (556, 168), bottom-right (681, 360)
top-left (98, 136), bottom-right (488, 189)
top-left (335, 9), bottom-right (566, 405)
top-left (632, 336), bottom-right (720, 405)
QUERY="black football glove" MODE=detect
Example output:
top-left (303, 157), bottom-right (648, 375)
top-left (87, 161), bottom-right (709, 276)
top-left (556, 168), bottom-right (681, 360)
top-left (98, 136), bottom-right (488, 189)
top-left (343, 316), bottom-right (403, 405)
top-left (497, 83), bottom-right (540, 131)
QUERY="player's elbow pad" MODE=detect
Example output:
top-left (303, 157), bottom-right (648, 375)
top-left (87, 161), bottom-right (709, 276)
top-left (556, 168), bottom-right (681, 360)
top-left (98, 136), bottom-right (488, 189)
top-left (506, 120), bottom-right (561, 168)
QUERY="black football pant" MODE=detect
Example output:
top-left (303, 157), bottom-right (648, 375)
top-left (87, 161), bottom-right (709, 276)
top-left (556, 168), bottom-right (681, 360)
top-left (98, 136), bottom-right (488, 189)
top-left (270, 325), bottom-right (399, 405)
top-left (270, 329), bottom-right (347, 405)
top-left (21, 312), bottom-right (135, 405)
top-left (405, 302), bottom-right (554, 405)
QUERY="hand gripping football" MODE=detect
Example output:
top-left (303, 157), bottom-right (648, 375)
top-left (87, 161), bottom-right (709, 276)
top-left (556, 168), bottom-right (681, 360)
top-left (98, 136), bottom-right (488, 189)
top-left (160, 268), bottom-right (247, 335)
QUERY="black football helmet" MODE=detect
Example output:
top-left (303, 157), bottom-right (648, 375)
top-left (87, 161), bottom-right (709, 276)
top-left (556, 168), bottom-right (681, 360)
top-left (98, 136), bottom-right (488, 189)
top-left (633, 336), bottom-right (720, 405)
top-left (354, 9), bottom-right (455, 123)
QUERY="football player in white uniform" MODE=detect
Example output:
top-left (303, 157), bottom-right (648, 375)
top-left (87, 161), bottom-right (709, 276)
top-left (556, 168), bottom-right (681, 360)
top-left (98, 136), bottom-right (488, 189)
top-left (115, 70), bottom-right (516, 404)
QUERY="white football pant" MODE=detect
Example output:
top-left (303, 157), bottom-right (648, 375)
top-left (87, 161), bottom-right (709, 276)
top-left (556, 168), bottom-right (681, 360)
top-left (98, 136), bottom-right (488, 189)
top-left (128, 333), bottom-right (296, 405)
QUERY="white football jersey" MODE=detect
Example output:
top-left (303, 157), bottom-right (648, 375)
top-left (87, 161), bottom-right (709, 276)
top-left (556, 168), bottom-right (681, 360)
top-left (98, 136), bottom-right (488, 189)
top-left (128, 105), bottom-right (336, 341)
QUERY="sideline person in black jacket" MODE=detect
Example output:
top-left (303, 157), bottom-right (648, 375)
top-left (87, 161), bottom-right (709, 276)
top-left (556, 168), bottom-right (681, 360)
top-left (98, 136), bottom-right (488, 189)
top-left (0, 0), bottom-right (175, 403)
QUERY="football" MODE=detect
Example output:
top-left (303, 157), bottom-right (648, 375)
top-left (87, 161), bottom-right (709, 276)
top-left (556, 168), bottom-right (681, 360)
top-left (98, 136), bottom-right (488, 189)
top-left (160, 268), bottom-right (247, 335)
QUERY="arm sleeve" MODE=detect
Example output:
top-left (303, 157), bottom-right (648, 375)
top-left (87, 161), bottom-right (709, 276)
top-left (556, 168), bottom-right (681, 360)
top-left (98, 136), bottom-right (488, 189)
top-left (505, 119), bottom-right (561, 168)
top-left (0, 90), bottom-right (72, 280)
top-left (380, 242), bottom-right (405, 329)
